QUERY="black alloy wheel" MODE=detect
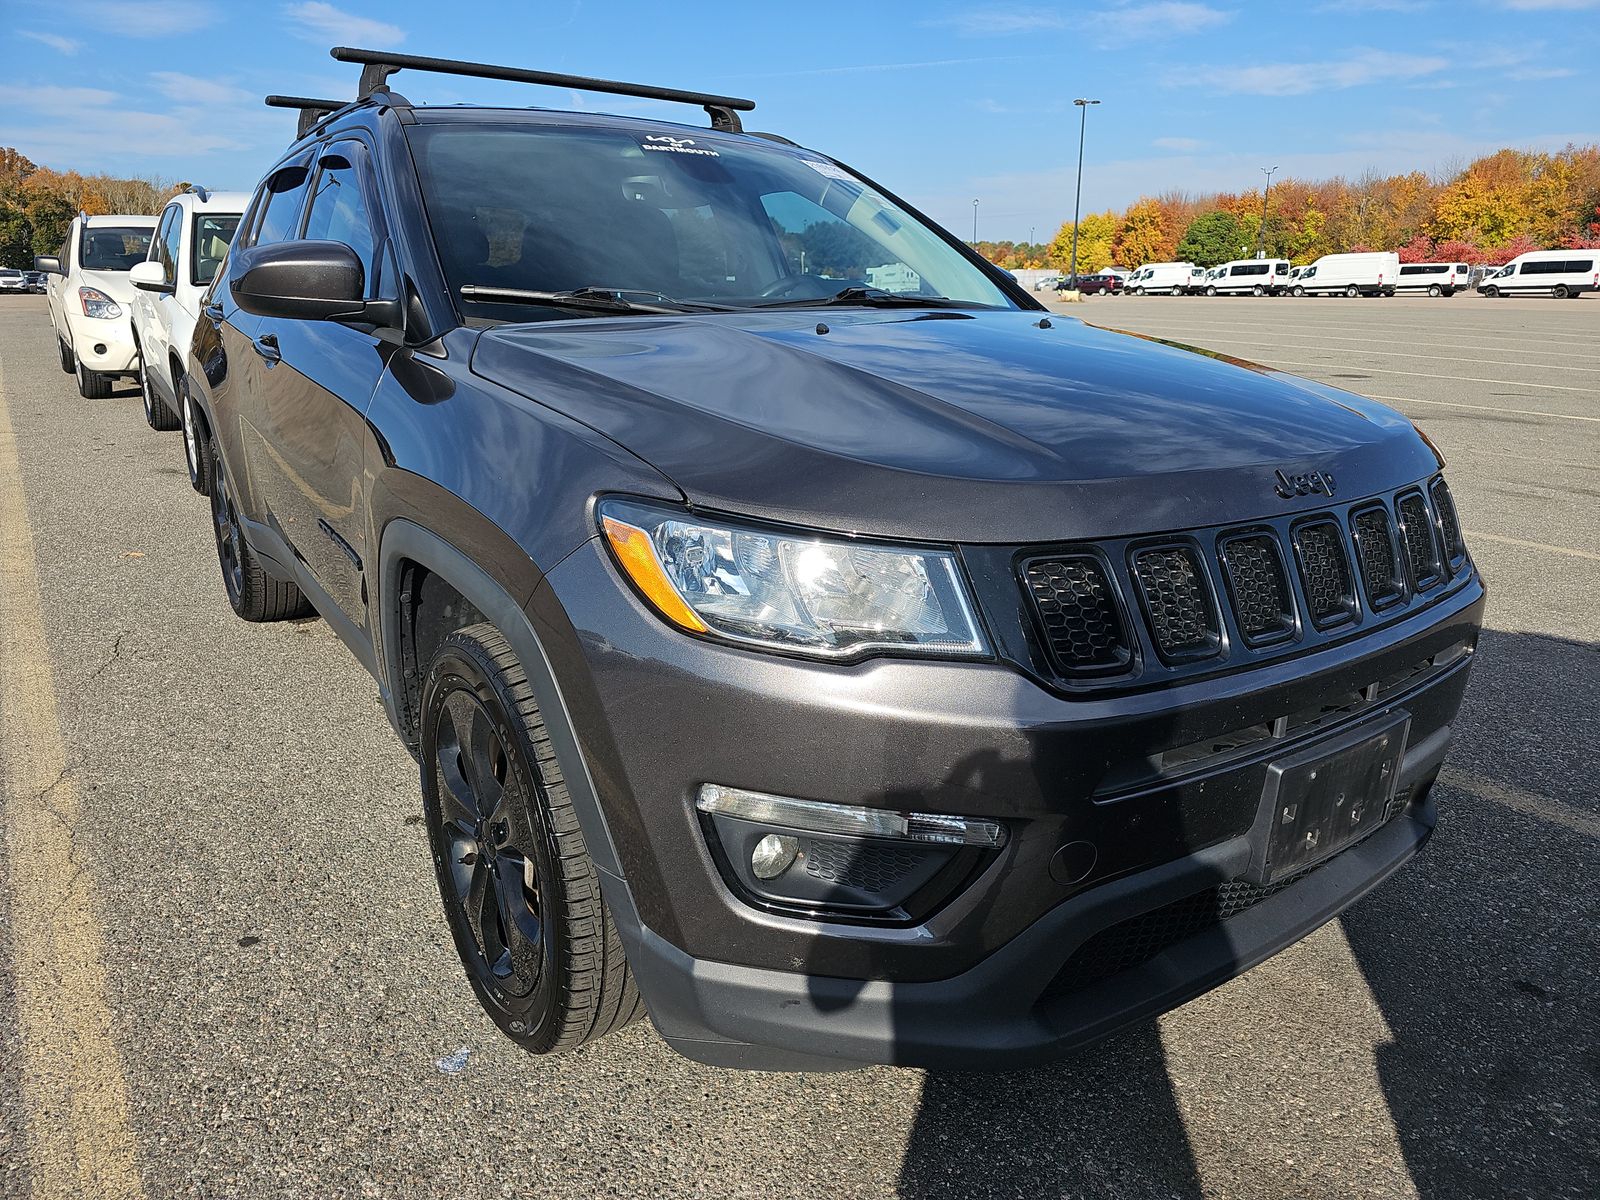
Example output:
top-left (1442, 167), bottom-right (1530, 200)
top-left (419, 625), bottom-right (642, 1054)
top-left (209, 439), bottom-right (247, 608)
top-left (206, 432), bottom-right (312, 621)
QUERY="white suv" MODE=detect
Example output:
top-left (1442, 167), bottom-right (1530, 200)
top-left (37, 214), bottom-right (158, 398)
top-left (129, 186), bottom-right (248, 488)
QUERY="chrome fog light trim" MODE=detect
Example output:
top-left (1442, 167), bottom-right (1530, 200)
top-left (696, 783), bottom-right (1007, 848)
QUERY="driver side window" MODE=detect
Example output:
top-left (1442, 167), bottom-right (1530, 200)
top-left (302, 142), bottom-right (386, 299)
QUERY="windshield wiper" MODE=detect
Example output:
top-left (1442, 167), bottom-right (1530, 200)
top-left (752, 286), bottom-right (978, 310)
top-left (459, 285), bottom-right (734, 315)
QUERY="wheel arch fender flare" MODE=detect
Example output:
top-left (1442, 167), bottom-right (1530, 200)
top-left (376, 517), bottom-right (625, 881)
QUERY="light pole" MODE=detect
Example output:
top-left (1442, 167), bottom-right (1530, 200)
top-left (972, 199), bottom-right (980, 244)
top-left (1068, 98), bottom-right (1101, 288)
top-left (1256, 164), bottom-right (1278, 257)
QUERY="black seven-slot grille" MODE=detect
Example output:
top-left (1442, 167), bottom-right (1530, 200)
top-left (1218, 533), bottom-right (1295, 646)
top-left (1131, 546), bottom-right (1219, 661)
top-left (1396, 491), bottom-right (1442, 590)
top-left (1292, 519), bottom-right (1358, 629)
top-left (1023, 555), bottom-right (1130, 671)
top-left (1350, 506), bottom-right (1403, 610)
top-left (1022, 477), bottom-right (1466, 681)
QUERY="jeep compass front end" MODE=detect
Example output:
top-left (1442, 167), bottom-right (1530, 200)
top-left (193, 49), bottom-right (1483, 1072)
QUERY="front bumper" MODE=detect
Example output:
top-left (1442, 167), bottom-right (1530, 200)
top-left (65, 312), bottom-right (139, 375)
top-left (535, 538), bottom-right (1483, 1068)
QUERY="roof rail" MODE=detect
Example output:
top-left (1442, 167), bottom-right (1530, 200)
top-left (329, 46), bottom-right (757, 133)
top-left (184, 184), bottom-right (210, 202)
top-left (265, 94), bottom-right (350, 139)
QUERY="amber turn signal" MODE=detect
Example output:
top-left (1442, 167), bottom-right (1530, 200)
top-left (601, 515), bottom-right (710, 634)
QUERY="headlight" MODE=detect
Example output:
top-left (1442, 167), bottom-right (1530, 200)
top-left (78, 287), bottom-right (122, 319)
top-left (598, 499), bottom-right (987, 660)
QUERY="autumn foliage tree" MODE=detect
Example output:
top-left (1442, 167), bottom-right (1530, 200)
top-left (0, 146), bottom-right (175, 268)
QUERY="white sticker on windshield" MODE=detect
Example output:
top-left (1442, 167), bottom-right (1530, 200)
top-left (640, 134), bottom-right (720, 157)
top-left (801, 159), bottom-right (856, 181)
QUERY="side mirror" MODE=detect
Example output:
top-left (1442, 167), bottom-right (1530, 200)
top-left (33, 255), bottom-right (62, 275)
top-left (129, 260), bottom-right (174, 294)
top-left (230, 240), bottom-right (401, 328)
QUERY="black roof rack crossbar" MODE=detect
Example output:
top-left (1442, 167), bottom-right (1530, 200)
top-left (330, 46), bottom-right (756, 133)
top-left (266, 94), bottom-right (351, 139)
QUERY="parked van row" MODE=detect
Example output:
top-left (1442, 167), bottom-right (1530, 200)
top-left (1119, 248), bottom-right (1594, 299)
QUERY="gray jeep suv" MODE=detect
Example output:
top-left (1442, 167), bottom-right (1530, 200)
top-left (184, 48), bottom-right (1484, 1070)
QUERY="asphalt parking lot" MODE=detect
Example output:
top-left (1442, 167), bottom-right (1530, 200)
top-left (1, 292), bottom-right (1595, 1200)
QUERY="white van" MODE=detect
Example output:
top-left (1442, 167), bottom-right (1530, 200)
top-left (1128, 261), bottom-right (1197, 295)
top-left (1291, 252), bottom-right (1400, 297)
top-left (1394, 262), bottom-right (1472, 296)
top-left (1478, 249), bottom-right (1598, 298)
top-left (1183, 266), bottom-right (1209, 294)
top-left (1207, 258), bottom-right (1293, 296)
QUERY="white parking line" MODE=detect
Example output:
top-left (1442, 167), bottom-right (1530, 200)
top-left (1262, 358), bottom-right (1595, 393)
top-left (1115, 322), bottom-right (1600, 363)
top-left (1146, 336), bottom-right (1600, 375)
top-left (1111, 314), bottom-right (1600, 354)
top-left (1365, 394), bottom-right (1600, 424)
top-left (1460, 529), bottom-right (1600, 562)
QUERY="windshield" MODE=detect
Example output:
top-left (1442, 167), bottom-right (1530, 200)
top-left (80, 226), bottom-right (153, 272)
top-left (407, 123), bottom-right (1016, 320)
top-left (191, 213), bottom-right (241, 285)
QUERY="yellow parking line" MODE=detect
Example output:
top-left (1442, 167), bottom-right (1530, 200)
top-left (0, 353), bottom-right (146, 1198)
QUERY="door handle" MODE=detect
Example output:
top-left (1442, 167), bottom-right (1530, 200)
top-left (202, 302), bottom-right (224, 325)
top-left (251, 332), bottom-right (281, 364)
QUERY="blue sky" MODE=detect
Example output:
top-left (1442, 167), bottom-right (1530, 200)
top-left (3, 0), bottom-right (1598, 240)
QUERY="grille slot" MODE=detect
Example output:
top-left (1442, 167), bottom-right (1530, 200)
top-left (1131, 546), bottom-right (1219, 661)
top-left (1396, 492), bottom-right (1441, 590)
top-left (1218, 533), bottom-right (1295, 646)
top-left (1350, 506), bottom-right (1404, 610)
top-left (1023, 555), bottom-right (1130, 672)
top-left (1291, 519), bottom-right (1357, 628)
top-left (802, 840), bottom-right (922, 894)
top-left (1431, 478), bottom-right (1465, 568)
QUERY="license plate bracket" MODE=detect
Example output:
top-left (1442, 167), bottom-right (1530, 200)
top-left (1244, 711), bottom-right (1410, 886)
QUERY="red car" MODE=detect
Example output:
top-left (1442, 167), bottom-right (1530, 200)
top-left (1056, 273), bottom-right (1124, 295)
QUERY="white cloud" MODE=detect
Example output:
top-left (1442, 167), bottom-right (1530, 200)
top-left (1094, 2), bottom-right (1233, 43)
top-left (926, 6), bottom-right (1067, 35)
top-left (285, 2), bottom-right (406, 47)
top-left (1317, 1), bottom-right (1432, 11)
top-left (19, 30), bottom-right (82, 55)
top-left (149, 72), bottom-right (255, 106)
top-left (70, 1), bottom-right (220, 36)
top-left (1188, 49), bottom-right (1447, 95)
top-left (1154, 136), bottom-right (1208, 151)
top-left (0, 84), bottom-right (120, 109)
top-left (1497, 1), bottom-right (1600, 10)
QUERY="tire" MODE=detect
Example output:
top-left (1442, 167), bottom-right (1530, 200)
top-left (1428, 285), bottom-right (1441, 297)
top-left (1134, 287), bottom-right (1145, 296)
top-left (420, 624), bottom-right (643, 1055)
top-left (1251, 284), bottom-right (1264, 296)
top-left (1552, 284), bottom-right (1570, 299)
top-left (182, 389), bottom-right (212, 495)
top-left (75, 357), bottom-right (112, 399)
top-left (137, 349), bottom-right (180, 431)
top-left (207, 430), bottom-right (314, 622)
top-left (1205, 286), bottom-right (1216, 296)
top-left (1170, 285), bottom-right (1183, 296)
top-left (1484, 286), bottom-right (1499, 298)
top-left (57, 335), bottom-right (75, 374)
top-left (1344, 285), bottom-right (1360, 298)
top-left (1292, 286), bottom-right (1305, 297)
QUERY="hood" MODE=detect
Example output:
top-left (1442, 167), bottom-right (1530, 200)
top-left (472, 308), bottom-right (1437, 544)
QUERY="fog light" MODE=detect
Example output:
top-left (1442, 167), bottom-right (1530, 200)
top-left (697, 783), bottom-right (1006, 848)
top-left (750, 834), bottom-right (799, 879)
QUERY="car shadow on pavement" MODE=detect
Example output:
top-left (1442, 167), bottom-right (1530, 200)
top-left (897, 1023), bottom-right (1203, 1199)
top-left (1339, 628), bottom-right (1599, 1199)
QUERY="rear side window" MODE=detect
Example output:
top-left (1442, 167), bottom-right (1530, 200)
top-left (192, 213), bottom-right (241, 285)
top-left (249, 162), bottom-right (311, 248)
top-left (302, 142), bottom-right (384, 297)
